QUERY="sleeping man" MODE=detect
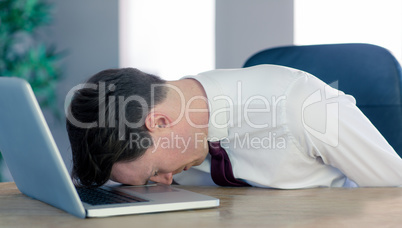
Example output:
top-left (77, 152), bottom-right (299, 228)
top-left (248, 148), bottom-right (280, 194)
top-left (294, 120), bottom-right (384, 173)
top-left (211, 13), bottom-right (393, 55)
top-left (66, 65), bottom-right (402, 188)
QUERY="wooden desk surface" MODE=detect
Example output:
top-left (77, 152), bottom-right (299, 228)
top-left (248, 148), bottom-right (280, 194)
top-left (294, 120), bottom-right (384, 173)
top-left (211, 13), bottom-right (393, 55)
top-left (1, 182), bottom-right (402, 227)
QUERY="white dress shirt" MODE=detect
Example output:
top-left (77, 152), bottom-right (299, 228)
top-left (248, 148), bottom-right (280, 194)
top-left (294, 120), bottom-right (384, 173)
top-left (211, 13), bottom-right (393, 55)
top-left (174, 65), bottom-right (402, 188)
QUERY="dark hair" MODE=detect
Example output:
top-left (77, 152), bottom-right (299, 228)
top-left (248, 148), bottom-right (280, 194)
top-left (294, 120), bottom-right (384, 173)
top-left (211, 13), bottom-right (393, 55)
top-left (66, 68), bottom-right (167, 187)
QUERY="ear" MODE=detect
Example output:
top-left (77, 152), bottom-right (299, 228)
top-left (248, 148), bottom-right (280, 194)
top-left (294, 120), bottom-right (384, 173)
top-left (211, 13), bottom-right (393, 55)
top-left (145, 111), bottom-right (172, 132)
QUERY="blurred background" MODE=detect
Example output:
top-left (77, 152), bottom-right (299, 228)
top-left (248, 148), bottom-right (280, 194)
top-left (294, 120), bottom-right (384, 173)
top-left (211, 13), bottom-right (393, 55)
top-left (0, 0), bottom-right (401, 181)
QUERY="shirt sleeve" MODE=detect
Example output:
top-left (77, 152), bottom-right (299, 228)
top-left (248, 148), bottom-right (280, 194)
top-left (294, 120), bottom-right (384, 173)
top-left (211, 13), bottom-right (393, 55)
top-left (290, 72), bottom-right (402, 187)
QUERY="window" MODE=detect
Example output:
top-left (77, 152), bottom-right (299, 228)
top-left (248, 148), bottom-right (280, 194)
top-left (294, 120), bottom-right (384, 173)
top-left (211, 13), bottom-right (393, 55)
top-left (119, 0), bottom-right (215, 80)
top-left (294, 0), bottom-right (402, 63)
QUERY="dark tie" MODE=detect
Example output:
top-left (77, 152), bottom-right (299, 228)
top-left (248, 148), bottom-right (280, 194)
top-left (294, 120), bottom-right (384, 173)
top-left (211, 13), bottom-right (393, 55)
top-left (208, 141), bottom-right (251, 187)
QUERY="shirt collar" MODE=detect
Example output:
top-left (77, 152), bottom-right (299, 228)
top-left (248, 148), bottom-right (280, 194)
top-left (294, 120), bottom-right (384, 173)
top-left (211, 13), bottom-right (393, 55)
top-left (182, 74), bottom-right (229, 142)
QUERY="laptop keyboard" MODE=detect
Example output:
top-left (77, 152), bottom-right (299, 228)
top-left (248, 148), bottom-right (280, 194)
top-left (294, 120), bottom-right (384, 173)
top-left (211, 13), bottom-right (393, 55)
top-left (76, 187), bottom-right (149, 206)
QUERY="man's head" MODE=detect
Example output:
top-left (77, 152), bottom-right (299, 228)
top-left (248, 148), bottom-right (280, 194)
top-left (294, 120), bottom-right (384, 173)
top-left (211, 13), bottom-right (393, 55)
top-left (66, 68), bottom-right (168, 187)
top-left (66, 68), bottom-right (210, 187)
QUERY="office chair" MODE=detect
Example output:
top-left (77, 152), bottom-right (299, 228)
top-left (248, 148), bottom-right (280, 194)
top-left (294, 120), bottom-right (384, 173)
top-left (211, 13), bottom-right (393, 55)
top-left (243, 43), bottom-right (402, 157)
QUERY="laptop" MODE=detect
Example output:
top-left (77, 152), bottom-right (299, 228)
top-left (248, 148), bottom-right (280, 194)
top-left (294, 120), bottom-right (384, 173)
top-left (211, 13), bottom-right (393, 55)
top-left (0, 77), bottom-right (219, 218)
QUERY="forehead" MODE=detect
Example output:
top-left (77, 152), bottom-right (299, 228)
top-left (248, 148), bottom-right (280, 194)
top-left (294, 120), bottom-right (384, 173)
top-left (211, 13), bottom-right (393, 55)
top-left (111, 158), bottom-right (151, 185)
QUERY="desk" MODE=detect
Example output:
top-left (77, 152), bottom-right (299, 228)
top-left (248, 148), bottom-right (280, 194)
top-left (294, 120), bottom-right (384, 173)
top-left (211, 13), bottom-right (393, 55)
top-left (1, 182), bottom-right (402, 227)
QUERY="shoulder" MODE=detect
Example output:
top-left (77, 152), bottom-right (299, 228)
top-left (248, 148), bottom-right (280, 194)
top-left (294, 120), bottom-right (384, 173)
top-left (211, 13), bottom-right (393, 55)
top-left (196, 64), bottom-right (305, 80)
top-left (185, 65), bottom-right (308, 94)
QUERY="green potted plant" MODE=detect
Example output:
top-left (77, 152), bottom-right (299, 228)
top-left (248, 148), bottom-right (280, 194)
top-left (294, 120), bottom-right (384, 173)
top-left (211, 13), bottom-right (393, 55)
top-left (0, 0), bottom-right (63, 181)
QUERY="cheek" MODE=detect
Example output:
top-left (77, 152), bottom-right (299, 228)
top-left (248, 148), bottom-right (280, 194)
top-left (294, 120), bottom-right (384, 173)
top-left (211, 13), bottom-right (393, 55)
top-left (190, 132), bottom-right (208, 153)
top-left (110, 169), bottom-right (129, 184)
top-left (111, 161), bottom-right (150, 185)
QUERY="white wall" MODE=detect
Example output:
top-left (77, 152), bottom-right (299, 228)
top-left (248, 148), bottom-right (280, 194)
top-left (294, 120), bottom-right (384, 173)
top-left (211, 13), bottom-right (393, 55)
top-left (215, 0), bottom-right (294, 68)
top-left (45, 0), bottom-right (120, 170)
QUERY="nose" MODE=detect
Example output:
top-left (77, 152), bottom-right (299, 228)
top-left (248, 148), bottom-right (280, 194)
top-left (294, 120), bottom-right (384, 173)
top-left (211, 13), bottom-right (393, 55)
top-left (149, 172), bottom-right (173, 185)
